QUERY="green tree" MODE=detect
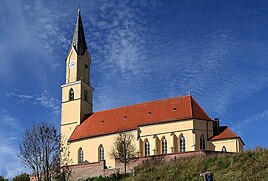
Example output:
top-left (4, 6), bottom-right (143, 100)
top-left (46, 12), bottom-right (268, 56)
top-left (0, 176), bottom-right (8, 181)
top-left (110, 132), bottom-right (137, 174)
top-left (12, 173), bottom-right (30, 181)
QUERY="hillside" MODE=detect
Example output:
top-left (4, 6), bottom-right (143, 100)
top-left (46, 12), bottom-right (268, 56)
top-left (88, 147), bottom-right (268, 181)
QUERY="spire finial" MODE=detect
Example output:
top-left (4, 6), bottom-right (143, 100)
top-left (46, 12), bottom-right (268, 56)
top-left (188, 84), bottom-right (191, 96)
top-left (78, 5), bottom-right (80, 13)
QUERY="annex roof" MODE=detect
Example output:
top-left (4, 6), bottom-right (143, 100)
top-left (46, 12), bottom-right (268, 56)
top-left (210, 126), bottom-right (244, 145)
top-left (69, 95), bottom-right (212, 142)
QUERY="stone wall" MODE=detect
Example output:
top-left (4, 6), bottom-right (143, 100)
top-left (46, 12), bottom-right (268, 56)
top-left (115, 151), bottom-right (207, 174)
top-left (68, 150), bottom-right (221, 180)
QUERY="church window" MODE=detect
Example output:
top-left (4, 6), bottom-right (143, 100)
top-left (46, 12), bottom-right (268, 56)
top-left (162, 137), bottom-right (168, 154)
top-left (78, 148), bottom-right (84, 163)
top-left (180, 135), bottom-right (186, 152)
top-left (200, 135), bottom-right (205, 150)
top-left (84, 90), bottom-right (87, 102)
top-left (69, 88), bottom-right (74, 101)
top-left (145, 140), bottom-right (150, 156)
top-left (99, 145), bottom-right (105, 160)
top-left (222, 146), bottom-right (227, 152)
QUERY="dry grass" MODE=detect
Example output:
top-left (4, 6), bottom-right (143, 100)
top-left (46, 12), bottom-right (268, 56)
top-left (122, 147), bottom-right (268, 181)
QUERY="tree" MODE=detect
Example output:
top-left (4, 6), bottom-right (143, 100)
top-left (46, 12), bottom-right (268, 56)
top-left (0, 176), bottom-right (7, 181)
top-left (53, 136), bottom-right (72, 181)
top-left (19, 123), bottom-right (64, 181)
top-left (110, 132), bottom-right (137, 174)
top-left (12, 173), bottom-right (30, 181)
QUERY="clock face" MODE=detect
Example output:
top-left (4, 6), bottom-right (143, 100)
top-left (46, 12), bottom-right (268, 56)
top-left (69, 61), bottom-right (76, 69)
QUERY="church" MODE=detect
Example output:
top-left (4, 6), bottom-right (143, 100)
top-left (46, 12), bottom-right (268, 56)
top-left (61, 9), bottom-right (244, 173)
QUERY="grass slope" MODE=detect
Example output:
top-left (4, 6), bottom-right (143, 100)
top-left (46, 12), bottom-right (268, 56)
top-left (122, 148), bottom-right (268, 181)
top-left (87, 148), bottom-right (268, 181)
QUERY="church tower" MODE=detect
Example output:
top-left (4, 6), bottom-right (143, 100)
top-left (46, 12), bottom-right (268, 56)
top-left (61, 9), bottom-right (93, 139)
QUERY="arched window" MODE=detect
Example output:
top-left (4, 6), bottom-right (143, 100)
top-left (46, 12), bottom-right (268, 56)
top-left (222, 146), bottom-right (227, 152)
top-left (78, 148), bottom-right (84, 163)
top-left (69, 88), bottom-right (74, 101)
top-left (84, 90), bottom-right (88, 102)
top-left (200, 135), bottom-right (205, 150)
top-left (180, 135), bottom-right (186, 152)
top-left (162, 137), bottom-right (167, 154)
top-left (145, 140), bottom-right (150, 156)
top-left (99, 145), bottom-right (104, 160)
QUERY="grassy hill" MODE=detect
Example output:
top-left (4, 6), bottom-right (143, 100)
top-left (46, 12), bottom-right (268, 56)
top-left (88, 147), bottom-right (268, 181)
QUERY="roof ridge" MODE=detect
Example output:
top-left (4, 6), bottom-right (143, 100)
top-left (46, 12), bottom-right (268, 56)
top-left (190, 96), bottom-right (212, 120)
top-left (189, 96), bottom-right (194, 118)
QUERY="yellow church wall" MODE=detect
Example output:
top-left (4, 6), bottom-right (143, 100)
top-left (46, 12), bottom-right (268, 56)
top-left (66, 48), bottom-right (78, 83)
top-left (211, 138), bottom-right (243, 153)
top-left (68, 130), bottom-right (138, 168)
top-left (66, 49), bottom-right (91, 84)
top-left (193, 120), bottom-right (215, 151)
top-left (76, 51), bottom-right (90, 84)
top-left (139, 119), bottom-right (194, 136)
top-left (61, 101), bottom-right (81, 125)
top-left (138, 120), bottom-right (199, 154)
top-left (62, 82), bottom-right (82, 102)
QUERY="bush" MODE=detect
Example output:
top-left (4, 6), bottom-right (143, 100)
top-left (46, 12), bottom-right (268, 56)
top-left (12, 173), bottom-right (30, 181)
top-left (0, 176), bottom-right (8, 181)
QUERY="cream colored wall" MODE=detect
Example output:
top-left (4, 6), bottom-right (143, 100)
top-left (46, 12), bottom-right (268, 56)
top-left (66, 48), bottom-right (91, 84)
top-left (193, 120), bottom-right (214, 151)
top-left (139, 120), bottom-right (193, 136)
top-left (137, 119), bottom-right (216, 154)
top-left (62, 47), bottom-right (92, 140)
top-left (211, 138), bottom-right (243, 153)
top-left (66, 48), bottom-right (78, 83)
top-left (68, 130), bottom-right (138, 168)
top-left (77, 50), bottom-right (91, 84)
top-left (62, 82), bottom-right (82, 102)
top-left (81, 82), bottom-right (93, 114)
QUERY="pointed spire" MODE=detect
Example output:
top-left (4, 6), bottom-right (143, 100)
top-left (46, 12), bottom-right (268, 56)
top-left (71, 8), bottom-right (87, 55)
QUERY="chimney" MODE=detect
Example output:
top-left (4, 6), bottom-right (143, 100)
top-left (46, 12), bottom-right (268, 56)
top-left (213, 118), bottom-right (220, 136)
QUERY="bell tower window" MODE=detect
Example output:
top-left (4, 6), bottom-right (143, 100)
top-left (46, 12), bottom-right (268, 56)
top-left (84, 90), bottom-right (87, 102)
top-left (69, 88), bottom-right (74, 101)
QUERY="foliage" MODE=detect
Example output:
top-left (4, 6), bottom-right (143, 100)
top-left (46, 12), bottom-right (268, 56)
top-left (87, 173), bottom-right (124, 181)
top-left (110, 133), bottom-right (137, 174)
top-left (122, 147), bottom-right (268, 181)
top-left (12, 173), bottom-right (30, 181)
top-left (83, 147), bottom-right (268, 181)
top-left (52, 136), bottom-right (72, 181)
top-left (0, 176), bottom-right (8, 181)
top-left (19, 123), bottom-right (71, 181)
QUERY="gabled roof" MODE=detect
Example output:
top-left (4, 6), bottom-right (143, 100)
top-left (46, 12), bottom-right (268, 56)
top-left (71, 9), bottom-right (87, 55)
top-left (69, 95), bottom-right (212, 142)
top-left (210, 126), bottom-right (244, 144)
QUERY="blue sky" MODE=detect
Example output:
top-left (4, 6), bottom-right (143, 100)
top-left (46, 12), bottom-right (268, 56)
top-left (1, 0), bottom-right (268, 178)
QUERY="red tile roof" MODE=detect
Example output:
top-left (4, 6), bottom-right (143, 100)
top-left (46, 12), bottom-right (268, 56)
top-left (69, 95), bottom-right (212, 142)
top-left (210, 126), bottom-right (239, 141)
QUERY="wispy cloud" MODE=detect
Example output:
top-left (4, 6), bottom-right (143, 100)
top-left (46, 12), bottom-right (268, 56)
top-left (0, 110), bottom-right (26, 178)
top-left (232, 109), bottom-right (268, 136)
top-left (6, 90), bottom-right (60, 115)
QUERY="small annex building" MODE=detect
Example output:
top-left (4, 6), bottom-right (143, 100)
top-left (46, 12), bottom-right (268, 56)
top-left (61, 9), bottom-right (244, 173)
